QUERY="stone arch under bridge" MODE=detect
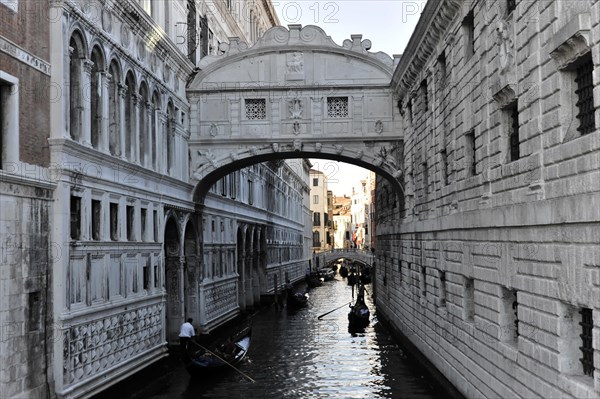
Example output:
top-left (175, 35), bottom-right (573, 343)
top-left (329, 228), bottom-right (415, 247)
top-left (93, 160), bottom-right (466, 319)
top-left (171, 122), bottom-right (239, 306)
top-left (187, 24), bottom-right (404, 202)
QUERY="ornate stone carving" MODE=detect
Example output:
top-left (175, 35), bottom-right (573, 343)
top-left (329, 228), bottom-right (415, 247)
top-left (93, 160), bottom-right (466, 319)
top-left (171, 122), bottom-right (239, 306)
top-left (196, 149), bottom-right (218, 168)
top-left (230, 152), bottom-right (239, 161)
top-left (272, 143), bottom-right (280, 152)
top-left (334, 144), bottom-right (344, 155)
top-left (292, 139), bottom-right (302, 151)
top-left (288, 98), bottom-right (303, 119)
top-left (62, 304), bottom-right (163, 386)
top-left (496, 20), bottom-right (514, 73)
top-left (491, 83), bottom-right (516, 109)
top-left (205, 280), bottom-right (238, 322)
top-left (286, 52), bottom-right (304, 73)
top-left (249, 146), bottom-right (258, 156)
top-left (549, 14), bottom-right (591, 70)
top-left (292, 121), bottom-right (301, 135)
top-left (209, 123), bottom-right (218, 137)
top-left (315, 143), bottom-right (322, 152)
top-left (375, 120), bottom-right (383, 134)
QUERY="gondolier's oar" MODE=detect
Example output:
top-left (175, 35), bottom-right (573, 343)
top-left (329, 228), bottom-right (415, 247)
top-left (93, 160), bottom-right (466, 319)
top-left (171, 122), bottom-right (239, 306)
top-left (317, 302), bottom-right (352, 320)
top-left (189, 340), bottom-right (256, 383)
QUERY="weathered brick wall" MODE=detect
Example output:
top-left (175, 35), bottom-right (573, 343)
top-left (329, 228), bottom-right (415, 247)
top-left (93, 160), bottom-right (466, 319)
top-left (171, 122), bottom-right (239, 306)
top-left (0, 177), bottom-right (53, 398)
top-left (0, 2), bottom-right (51, 166)
top-left (377, 0), bottom-right (600, 397)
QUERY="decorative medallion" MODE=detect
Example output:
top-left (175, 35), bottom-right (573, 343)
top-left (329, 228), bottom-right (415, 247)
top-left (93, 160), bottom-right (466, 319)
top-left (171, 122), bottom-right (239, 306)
top-left (286, 52), bottom-right (303, 73)
top-left (375, 120), bottom-right (383, 134)
top-left (137, 39), bottom-right (146, 61)
top-left (101, 9), bottom-right (113, 33)
top-left (272, 143), bottom-right (280, 152)
top-left (121, 24), bottom-right (131, 47)
top-left (293, 139), bottom-right (302, 151)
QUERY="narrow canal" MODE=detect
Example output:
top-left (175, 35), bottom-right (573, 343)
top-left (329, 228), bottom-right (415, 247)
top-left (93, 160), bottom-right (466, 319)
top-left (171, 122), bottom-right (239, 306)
top-left (97, 275), bottom-right (446, 398)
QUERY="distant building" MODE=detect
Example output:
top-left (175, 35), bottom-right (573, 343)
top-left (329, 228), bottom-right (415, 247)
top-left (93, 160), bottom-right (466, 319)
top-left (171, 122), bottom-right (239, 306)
top-left (332, 195), bottom-right (352, 249)
top-left (350, 179), bottom-right (372, 249)
top-left (309, 169), bottom-right (332, 252)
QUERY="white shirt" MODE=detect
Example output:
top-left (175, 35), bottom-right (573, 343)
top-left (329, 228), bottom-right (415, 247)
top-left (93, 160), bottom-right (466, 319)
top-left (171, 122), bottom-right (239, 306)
top-left (179, 322), bottom-right (195, 338)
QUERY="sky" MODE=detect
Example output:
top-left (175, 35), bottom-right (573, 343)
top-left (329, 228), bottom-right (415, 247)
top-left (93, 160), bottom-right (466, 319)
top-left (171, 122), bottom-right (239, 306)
top-left (272, 1), bottom-right (426, 195)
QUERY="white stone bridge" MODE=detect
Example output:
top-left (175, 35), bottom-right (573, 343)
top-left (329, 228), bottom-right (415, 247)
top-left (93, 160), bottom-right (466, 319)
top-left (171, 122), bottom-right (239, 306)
top-left (187, 24), bottom-right (405, 203)
top-left (314, 248), bottom-right (375, 269)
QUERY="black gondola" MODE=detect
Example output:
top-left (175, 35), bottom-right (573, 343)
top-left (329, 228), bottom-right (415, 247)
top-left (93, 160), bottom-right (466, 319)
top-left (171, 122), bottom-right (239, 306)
top-left (287, 291), bottom-right (309, 309)
top-left (186, 328), bottom-right (252, 375)
top-left (339, 265), bottom-right (349, 278)
top-left (348, 284), bottom-right (370, 329)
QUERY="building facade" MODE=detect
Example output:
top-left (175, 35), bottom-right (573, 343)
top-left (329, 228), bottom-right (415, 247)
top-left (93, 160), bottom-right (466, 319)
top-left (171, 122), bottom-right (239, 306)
top-left (309, 169), bottom-right (332, 252)
top-left (375, 0), bottom-right (600, 398)
top-left (0, 0), bottom-right (309, 398)
top-left (332, 195), bottom-right (352, 249)
top-left (0, 1), bottom-right (53, 397)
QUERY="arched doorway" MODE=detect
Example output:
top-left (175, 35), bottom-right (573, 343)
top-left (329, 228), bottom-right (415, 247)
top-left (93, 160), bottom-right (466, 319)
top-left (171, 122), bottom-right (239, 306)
top-left (164, 217), bottom-right (183, 342)
top-left (183, 220), bottom-right (199, 319)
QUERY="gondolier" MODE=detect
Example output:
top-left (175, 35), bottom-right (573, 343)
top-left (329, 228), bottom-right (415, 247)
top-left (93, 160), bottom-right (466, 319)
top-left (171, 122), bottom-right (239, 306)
top-left (179, 318), bottom-right (195, 358)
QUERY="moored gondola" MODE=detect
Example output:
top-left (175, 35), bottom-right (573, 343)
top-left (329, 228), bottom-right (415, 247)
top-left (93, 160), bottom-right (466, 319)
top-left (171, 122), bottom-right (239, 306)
top-left (185, 328), bottom-right (252, 376)
top-left (339, 265), bottom-right (349, 278)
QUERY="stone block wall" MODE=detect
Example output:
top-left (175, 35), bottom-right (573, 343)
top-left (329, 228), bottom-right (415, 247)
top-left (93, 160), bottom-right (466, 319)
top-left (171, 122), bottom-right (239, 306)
top-left (377, 0), bottom-right (600, 397)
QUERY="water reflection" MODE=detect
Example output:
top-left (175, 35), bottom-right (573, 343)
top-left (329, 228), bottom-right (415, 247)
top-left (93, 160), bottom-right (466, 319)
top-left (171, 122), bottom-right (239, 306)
top-left (108, 277), bottom-right (444, 399)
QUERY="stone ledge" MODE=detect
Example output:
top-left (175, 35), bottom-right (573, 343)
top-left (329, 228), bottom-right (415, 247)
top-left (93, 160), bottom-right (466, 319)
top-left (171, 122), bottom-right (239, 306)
top-left (549, 13), bottom-right (591, 70)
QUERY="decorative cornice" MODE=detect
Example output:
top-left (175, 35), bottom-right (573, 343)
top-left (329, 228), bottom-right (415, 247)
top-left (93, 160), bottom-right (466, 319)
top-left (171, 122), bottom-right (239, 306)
top-left (549, 13), bottom-right (591, 70)
top-left (391, 0), bottom-right (461, 98)
top-left (197, 24), bottom-right (393, 73)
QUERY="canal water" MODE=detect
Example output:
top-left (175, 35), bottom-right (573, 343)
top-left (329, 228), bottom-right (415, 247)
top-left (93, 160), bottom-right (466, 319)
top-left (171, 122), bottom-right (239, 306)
top-left (98, 275), bottom-right (445, 398)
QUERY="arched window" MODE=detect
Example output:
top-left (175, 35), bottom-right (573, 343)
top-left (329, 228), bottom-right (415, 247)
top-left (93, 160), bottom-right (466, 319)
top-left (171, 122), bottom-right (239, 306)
top-left (90, 46), bottom-right (105, 149)
top-left (68, 32), bottom-right (85, 141)
top-left (108, 60), bottom-right (120, 156)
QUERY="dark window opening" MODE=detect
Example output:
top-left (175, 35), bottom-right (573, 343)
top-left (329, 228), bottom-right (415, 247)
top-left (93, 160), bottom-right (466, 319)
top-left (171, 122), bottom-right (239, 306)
top-left (441, 149), bottom-right (449, 185)
top-left (466, 130), bottom-right (477, 176)
top-left (153, 210), bottom-right (158, 242)
top-left (575, 54), bottom-right (596, 135)
top-left (507, 0), bottom-right (517, 14)
top-left (420, 79), bottom-right (428, 112)
top-left (154, 265), bottom-right (159, 288)
top-left (126, 205), bottom-right (135, 241)
top-left (422, 162), bottom-right (429, 194)
top-left (91, 199), bottom-right (101, 240)
top-left (463, 10), bottom-right (475, 59)
top-left (439, 271), bottom-right (446, 307)
top-left (140, 208), bottom-right (147, 241)
top-left (70, 196), bottom-right (81, 240)
top-left (580, 307), bottom-right (594, 376)
top-left (143, 265), bottom-right (150, 290)
top-left (110, 203), bottom-right (119, 241)
top-left (508, 102), bottom-right (520, 161)
top-left (313, 178), bottom-right (319, 186)
top-left (438, 51), bottom-right (447, 86)
top-left (464, 278), bottom-right (475, 321)
top-left (28, 291), bottom-right (41, 331)
top-left (313, 212), bottom-right (321, 226)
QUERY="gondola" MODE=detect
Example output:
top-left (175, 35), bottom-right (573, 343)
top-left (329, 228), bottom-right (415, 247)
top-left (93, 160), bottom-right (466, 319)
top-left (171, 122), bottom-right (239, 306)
top-left (339, 265), bottom-right (349, 278)
top-left (185, 328), bottom-right (252, 375)
top-left (348, 300), bottom-right (370, 329)
top-left (287, 290), bottom-right (309, 309)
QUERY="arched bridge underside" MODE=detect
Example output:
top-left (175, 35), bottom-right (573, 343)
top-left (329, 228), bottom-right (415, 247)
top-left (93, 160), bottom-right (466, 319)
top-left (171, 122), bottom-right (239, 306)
top-left (187, 24), bottom-right (404, 202)
top-left (316, 249), bottom-right (375, 268)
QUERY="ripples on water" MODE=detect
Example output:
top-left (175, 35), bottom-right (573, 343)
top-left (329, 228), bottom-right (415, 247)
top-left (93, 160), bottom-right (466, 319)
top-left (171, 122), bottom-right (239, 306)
top-left (133, 277), bottom-right (443, 399)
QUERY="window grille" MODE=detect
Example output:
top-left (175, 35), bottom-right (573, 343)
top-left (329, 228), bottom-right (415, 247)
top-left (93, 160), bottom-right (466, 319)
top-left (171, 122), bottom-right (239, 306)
top-left (509, 103), bottom-right (520, 161)
top-left (507, 0), bottom-right (516, 14)
top-left (512, 292), bottom-right (519, 339)
top-left (580, 308), bottom-right (594, 376)
top-left (327, 97), bottom-right (349, 118)
top-left (575, 56), bottom-right (596, 135)
top-left (245, 99), bottom-right (266, 120)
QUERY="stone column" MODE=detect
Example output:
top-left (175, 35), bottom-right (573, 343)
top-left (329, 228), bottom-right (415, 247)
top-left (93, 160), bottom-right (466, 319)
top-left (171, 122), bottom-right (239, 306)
top-left (81, 58), bottom-right (93, 147)
top-left (133, 94), bottom-right (141, 165)
top-left (100, 71), bottom-right (111, 153)
top-left (117, 83), bottom-right (127, 160)
top-left (146, 101), bottom-right (153, 169)
top-left (158, 111), bottom-right (167, 173)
